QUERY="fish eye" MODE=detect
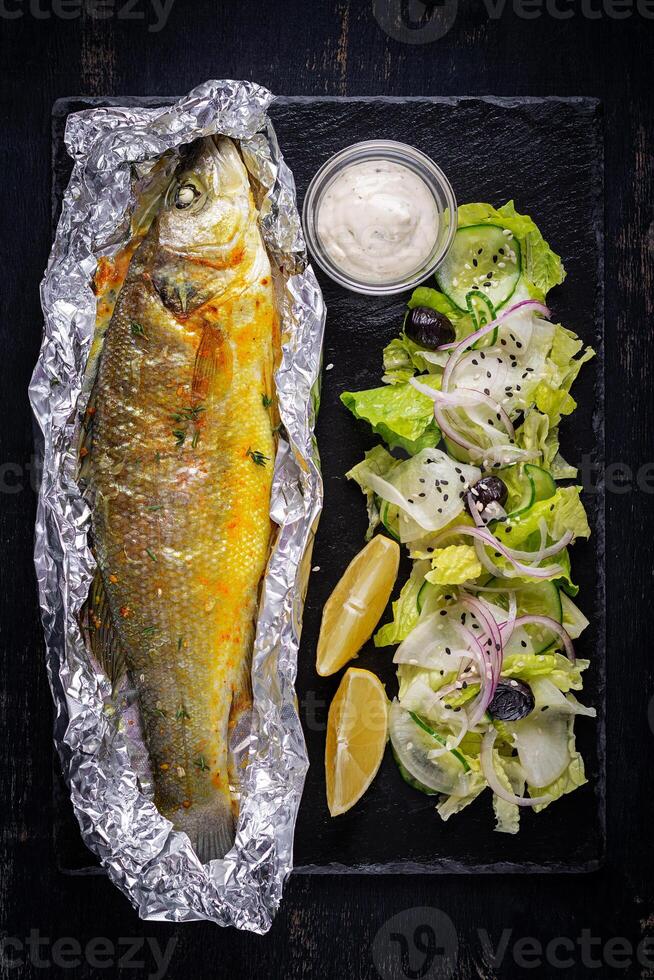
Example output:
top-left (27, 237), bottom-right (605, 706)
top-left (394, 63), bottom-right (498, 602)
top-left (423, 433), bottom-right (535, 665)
top-left (171, 180), bottom-right (204, 211)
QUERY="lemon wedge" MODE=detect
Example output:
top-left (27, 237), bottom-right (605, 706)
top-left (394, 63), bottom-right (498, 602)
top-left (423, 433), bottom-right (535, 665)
top-left (316, 535), bottom-right (400, 677)
top-left (325, 668), bottom-right (389, 816)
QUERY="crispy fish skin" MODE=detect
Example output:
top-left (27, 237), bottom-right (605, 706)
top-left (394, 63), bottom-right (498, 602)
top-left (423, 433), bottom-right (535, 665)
top-left (83, 137), bottom-right (275, 860)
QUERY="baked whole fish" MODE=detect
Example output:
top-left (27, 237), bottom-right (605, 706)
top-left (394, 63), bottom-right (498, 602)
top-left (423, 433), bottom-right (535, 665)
top-left (81, 136), bottom-right (276, 861)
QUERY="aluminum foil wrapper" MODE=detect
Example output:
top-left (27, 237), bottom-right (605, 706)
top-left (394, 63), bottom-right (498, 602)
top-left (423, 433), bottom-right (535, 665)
top-left (29, 80), bottom-right (325, 933)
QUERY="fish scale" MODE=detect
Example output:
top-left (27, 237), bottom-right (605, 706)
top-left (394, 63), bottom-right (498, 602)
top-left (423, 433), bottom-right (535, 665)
top-left (82, 136), bottom-right (275, 861)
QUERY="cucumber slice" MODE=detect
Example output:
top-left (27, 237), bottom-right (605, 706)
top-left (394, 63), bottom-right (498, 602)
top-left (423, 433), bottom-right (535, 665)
top-left (393, 752), bottom-right (439, 796)
top-left (524, 464), bottom-right (556, 502)
top-left (505, 464), bottom-right (556, 519)
top-left (416, 580), bottom-right (452, 616)
top-left (506, 475), bottom-right (535, 519)
top-left (389, 700), bottom-right (469, 796)
top-left (436, 225), bottom-right (522, 312)
top-left (486, 578), bottom-right (562, 654)
top-left (379, 499), bottom-right (400, 542)
top-left (409, 712), bottom-right (471, 771)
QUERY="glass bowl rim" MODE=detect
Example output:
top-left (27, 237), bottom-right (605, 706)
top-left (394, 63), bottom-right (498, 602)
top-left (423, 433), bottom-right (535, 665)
top-left (302, 139), bottom-right (458, 296)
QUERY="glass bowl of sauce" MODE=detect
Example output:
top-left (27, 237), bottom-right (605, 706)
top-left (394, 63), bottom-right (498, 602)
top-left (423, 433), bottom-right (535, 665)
top-left (302, 140), bottom-right (457, 296)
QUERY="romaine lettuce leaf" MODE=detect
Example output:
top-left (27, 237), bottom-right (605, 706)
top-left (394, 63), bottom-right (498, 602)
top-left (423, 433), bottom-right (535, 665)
top-left (515, 408), bottom-right (576, 478)
top-left (425, 544), bottom-right (482, 586)
top-left (340, 377), bottom-right (441, 455)
top-left (561, 593), bottom-right (590, 639)
top-left (345, 445), bottom-right (397, 540)
top-left (374, 561), bottom-right (430, 647)
top-left (492, 755), bottom-right (524, 835)
top-left (382, 333), bottom-right (435, 384)
top-left (501, 652), bottom-right (590, 693)
top-left (437, 772), bottom-right (486, 822)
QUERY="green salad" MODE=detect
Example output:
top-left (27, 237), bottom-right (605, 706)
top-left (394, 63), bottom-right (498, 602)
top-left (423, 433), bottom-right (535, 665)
top-left (340, 202), bottom-right (596, 833)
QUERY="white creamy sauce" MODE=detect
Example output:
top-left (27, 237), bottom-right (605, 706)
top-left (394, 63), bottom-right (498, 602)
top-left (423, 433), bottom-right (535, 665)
top-left (316, 160), bottom-right (439, 283)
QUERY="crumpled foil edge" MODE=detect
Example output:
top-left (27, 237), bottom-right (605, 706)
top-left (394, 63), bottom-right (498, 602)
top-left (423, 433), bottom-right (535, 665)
top-left (29, 79), bottom-right (325, 933)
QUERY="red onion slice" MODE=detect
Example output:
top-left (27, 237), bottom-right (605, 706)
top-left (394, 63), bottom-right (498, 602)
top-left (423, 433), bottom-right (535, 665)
top-left (442, 301), bottom-right (551, 394)
top-left (512, 614), bottom-right (575, 662)
top-left (504, 529), bottom-right (574, 563)
top-left (440, 299), bottom-right (551, 354)
top-left (435, 525), bottom-right (564, 580)
top-left (505, 592), bottom-right (518, 644)
top-left (481, 729), bottom-right (551, 807)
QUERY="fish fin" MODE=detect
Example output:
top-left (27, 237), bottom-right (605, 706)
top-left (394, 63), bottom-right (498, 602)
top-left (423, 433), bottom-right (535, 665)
top-left (192, 322), bottom-right (233, 404)
top-left (82, 572), bottom-right (127, 688)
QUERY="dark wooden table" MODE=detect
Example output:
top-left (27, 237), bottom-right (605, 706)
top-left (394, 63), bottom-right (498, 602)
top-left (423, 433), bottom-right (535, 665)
top-left (2, 3), bottom-right (653, 977)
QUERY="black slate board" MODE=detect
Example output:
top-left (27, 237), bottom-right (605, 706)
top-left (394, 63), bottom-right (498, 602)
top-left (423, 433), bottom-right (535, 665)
top-left (51, 95), bottom-right (604, 876)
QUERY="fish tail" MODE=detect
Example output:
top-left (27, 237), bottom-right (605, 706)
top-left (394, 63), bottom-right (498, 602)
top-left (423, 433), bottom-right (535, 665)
top-left (182, 661), bottom-right (253, 864)
top-left (192, 800), bottom-right (236, 864)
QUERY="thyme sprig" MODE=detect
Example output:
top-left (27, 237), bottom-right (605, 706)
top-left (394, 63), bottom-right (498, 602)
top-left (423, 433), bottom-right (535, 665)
top-left (246, 447), bottom-right (269, 467)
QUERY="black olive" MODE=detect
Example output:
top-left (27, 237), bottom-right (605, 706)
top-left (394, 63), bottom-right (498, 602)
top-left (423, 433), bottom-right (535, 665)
top-left (465, 476), bottom-right (508, 516)
top-left (405, 307), bottom-right (456, 350)
top-left (488, 679), bottom-right (535, 721)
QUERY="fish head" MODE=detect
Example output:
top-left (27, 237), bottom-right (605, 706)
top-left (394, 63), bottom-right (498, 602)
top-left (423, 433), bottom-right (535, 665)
top-left (157, 136), bottom-right (252, 263)
top-left (149, 137), bottom-right (256, 316)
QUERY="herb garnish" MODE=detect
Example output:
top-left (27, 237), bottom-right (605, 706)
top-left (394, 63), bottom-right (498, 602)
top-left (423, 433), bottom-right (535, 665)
top-left (130, 321), bottom-right (148, 340)
top-left (194, 755), bottom-right (210, 773)
top-left (171, 404), bottom-right (205, 424)
top-left (145, 548), bottom-right (158, 563)
top-left (142, 625), bottom-right (158, 637)
top-left (171, 404), bottom-right (204, 448)
top-left (246, 447), bottom-right (269, 467)
top-left (176, 705), bottom-right (190, 721)
top-left (262, 393), bottom-right (273, 408)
